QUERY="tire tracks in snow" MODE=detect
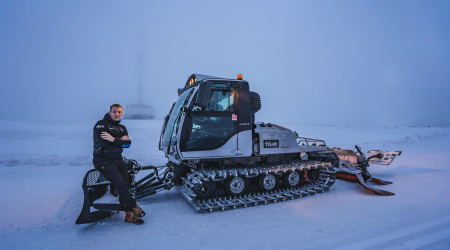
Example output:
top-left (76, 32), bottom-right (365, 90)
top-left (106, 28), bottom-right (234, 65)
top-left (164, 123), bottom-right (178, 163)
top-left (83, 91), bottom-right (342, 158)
top-left (334, 215), bottom-right (450, 250)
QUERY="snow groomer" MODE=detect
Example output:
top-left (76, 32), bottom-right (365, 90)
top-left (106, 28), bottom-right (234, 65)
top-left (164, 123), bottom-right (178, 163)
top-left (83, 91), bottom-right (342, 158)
top-left (93, 104), bottom-right (146, 224)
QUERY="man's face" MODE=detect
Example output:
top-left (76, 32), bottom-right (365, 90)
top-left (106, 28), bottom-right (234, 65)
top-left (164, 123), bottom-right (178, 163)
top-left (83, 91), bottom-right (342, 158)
top-left (109, 107), bottom-right (123, 121)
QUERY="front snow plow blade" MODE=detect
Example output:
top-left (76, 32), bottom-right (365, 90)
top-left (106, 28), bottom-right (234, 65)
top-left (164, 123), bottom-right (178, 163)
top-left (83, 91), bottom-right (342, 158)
top-left (76, 159), bottom-right (174, 224)
top-left (332, 146), bottom-right (401, 196)
top-left (75, 169), bottom-right (123, 224)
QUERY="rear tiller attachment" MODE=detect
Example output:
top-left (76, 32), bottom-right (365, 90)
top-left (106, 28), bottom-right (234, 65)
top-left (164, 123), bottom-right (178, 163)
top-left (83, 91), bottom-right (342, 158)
top-left (333, 145), bottom-right (401, 196)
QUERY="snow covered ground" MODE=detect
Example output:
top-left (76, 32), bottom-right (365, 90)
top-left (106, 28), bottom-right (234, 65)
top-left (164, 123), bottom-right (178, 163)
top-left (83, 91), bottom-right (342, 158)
top-left (0, 119), bottom-right (449, 250)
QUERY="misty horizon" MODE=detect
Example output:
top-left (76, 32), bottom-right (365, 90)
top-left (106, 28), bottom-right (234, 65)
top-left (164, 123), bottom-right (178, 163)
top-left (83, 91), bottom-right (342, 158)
top-left (1, 1), bottom-right (449, 127)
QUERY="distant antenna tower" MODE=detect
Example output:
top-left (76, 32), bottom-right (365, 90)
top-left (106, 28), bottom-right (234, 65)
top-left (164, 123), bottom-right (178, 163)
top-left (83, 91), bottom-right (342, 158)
top-left (124, 33), bottom-right (154, 120)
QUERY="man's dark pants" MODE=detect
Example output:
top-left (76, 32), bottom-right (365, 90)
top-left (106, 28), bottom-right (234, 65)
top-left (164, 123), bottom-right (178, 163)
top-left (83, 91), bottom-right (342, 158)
top-left (93, 159), bottom-right (136, 211)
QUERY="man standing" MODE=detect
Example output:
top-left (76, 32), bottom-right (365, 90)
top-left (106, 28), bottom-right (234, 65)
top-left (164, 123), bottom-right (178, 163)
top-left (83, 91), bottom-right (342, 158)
top-left (93, 104), bottom-right (146, 224)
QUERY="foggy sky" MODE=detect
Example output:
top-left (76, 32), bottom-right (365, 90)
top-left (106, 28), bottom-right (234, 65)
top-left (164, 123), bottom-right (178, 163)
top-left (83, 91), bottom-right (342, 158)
top-left (1, 1), bottom-right (449, 126)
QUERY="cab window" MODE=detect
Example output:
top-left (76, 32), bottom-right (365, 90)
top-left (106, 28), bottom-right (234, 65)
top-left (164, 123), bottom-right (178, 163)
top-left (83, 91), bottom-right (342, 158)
top-left (180, 88), bottom-right (236, 151)
top-left (205, 90), bottom-right (234, 112)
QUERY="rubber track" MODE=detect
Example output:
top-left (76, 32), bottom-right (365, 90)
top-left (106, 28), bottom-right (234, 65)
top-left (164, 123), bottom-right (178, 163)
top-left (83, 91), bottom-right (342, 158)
top-left (180, 161), bottom-right (336, 212)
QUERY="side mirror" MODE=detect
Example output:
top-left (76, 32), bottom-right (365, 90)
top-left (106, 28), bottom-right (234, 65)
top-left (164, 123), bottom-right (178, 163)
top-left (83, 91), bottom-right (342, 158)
top-left (194, 81), bottom-right (212, 109)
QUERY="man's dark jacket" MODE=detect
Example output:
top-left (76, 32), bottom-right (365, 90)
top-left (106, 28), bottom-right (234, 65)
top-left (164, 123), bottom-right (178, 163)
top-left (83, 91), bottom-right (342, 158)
top-left (93, 113), bottom-right (131, 163)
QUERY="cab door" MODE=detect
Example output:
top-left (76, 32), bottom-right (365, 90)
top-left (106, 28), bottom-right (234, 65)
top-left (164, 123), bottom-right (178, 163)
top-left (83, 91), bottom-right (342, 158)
top-left (179, 86), bottom-right (239, 158)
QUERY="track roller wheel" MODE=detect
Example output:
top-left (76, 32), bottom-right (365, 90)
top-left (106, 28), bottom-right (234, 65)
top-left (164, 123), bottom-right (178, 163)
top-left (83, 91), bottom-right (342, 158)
top-left (283, 171), bottom-right (300, 187)
top-left (224, 176), bottom-right (247, 196)
top-left (258, 174), bottom-right (277, 191)
top-left (196, 181), bottom-right (216, 199)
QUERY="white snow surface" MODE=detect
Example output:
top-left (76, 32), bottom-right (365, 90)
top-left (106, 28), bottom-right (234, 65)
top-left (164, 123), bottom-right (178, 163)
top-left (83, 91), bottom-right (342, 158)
top-left (0, 120), bottom-right (449, 250)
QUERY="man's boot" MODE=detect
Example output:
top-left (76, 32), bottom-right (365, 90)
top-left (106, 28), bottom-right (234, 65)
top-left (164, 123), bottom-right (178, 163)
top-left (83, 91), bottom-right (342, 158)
top-left (132, 204), bottom-right (146, 218)
top-left (124, 211), bottom-right (144, 224)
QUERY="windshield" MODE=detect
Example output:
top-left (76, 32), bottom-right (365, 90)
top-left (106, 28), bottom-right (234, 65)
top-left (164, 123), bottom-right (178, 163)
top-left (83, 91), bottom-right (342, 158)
top-left (161, 88), bottom-right (194, 148)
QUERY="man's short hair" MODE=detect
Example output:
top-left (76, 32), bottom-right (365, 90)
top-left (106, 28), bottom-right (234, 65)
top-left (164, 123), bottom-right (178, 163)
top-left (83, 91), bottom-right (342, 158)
top-left (110, 104), bottom-right (123, 111)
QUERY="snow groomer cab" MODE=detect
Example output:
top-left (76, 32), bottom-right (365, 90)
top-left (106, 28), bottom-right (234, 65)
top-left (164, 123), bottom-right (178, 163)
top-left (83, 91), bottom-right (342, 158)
top-left (159, 74), bottom-right (336, 211)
